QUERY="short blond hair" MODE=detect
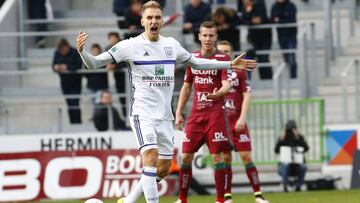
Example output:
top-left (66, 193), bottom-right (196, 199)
top-left (142, 1), bottom-right (162, 13)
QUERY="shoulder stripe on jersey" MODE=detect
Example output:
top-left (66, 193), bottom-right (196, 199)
top-left (133, 60), bottom-right (176, 65)
top-left (107, 51), bottom-right (116, 62)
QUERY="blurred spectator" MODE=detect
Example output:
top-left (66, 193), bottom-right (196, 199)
top-left (271, 0), bottom-right (298, 79)
top-left (183, 0), bottom-right (212, 44)
top-left (106, 32), bottom-right (128, 118)
top-left (85, 44), bottom-right (109, 95)
top-left (212, 7), bottom-right (241, 51)
top-left (124, 0), bottom-right (143, 39)
top-left (238, 0), bottom-right (266, 14)
top-left (27, 0), bottom-right (47, 48)
top-left (209, 0), bottom-right (226, 4)
top-left (142, 0), bottom-right (166, 8)
top-left (113, 0), bottom-right (131, 29)
top-left (93, 90), bottom-right (126, 131)
top-left (52, 39), bottom-right (83, 124)
top-left (275, 120), bottom-right (309, 192)
top-left (242, 0), bottom-right (272, 79)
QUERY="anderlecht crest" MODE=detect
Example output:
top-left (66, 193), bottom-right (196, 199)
top-left (164, 47), bottom-right (173, 58)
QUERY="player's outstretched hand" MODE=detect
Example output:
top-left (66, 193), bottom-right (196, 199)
top-left (175, 113), bottom-right (184, 131)
top-left (76, 31), bottom-right (88, 52)
top-left (230, 52), bottom-right (257, 71)
top-left (206, 87), bottom-right (221, 100)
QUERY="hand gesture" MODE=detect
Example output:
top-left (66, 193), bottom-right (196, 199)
top-left (230, 52), bottom-right (257, 71)
top-left (175, 113), bottom-right (185, 130)
top-left (206, 87), bottom-right (220, 100)
top-left (234, 117), bottom-right (246, 132)
top-left (76, 31), bottom-right (88, 52)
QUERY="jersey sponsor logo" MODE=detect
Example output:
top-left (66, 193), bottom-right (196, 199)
top-left (246, 81), bottom-right (252, 92)
top-left (191, 69), bottom-right (218, 75)
top-left (197, 92), bottom-right (212, 102)
top-left (143, 52), bottom-right (150, 56)
top-left (194, 75), bottom-right (213, 84)
top-left (212, 132), bottom-right (228, 142)
top-left (164, 47), bottom-right (173, 58)
top-left (183, 134), bottom-right (190, 142)
top-left (224, 100), bottom-right (236, 109)
top-left (155, 65), bottom-right (165, 76)
top-left (239, 134), bottom-right (250, 142)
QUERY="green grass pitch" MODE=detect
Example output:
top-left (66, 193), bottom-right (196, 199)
top-left (40, 189), bottom-right (360, 203)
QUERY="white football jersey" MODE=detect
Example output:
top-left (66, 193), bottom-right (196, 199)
top-left (108, 34), bottom-right (191, 120)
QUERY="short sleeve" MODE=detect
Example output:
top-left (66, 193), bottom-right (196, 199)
top-left (221, 69), bottom-right (232, 81)
top-left (107, 39), bottom-right (131, 63)
top-left (239, 70), bottom-right (251, 93)
top-left (184, 66), bottom-right (193, 83)
top-left (173, 38), bottom-right (192, 63)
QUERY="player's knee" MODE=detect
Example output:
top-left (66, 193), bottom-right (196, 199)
top-left (142, 148), bottom-right (158, 167)
top-left (157, 167), bottom-right (169, 179)
top-left (181, 153), bottom-right (194, 164)
top-left (211, 153), bottom-right (224, 164)
top-left (223, 152), bottom-right (232, 164)
top-left (240, 152), bottom-right (252, 164)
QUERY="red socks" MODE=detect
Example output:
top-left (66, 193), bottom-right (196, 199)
top-left (178, 163), bottom-right (192, 203)
top-left (245, 162), bottom-right (261, 193)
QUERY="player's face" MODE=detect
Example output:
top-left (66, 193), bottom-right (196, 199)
top-left (141, 8), bottom-right (163, 41)
top-left (217, 44), bottom-right (233, 57)
top-left (198, 27), bottom-right (218, 52)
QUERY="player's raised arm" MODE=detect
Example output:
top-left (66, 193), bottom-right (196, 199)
top-left (185, 52), bottom-right (257, 71)
top-left (76, 32), bottom-right (114, 69)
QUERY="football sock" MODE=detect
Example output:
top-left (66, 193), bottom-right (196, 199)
top-left (124, 181), bottom-right (143, 203)
top-left (124, 175), bottom-right (163, 203)
top-left (140, 167), bottom-right (158, 203)
top-left (214, 162), bottom-right (226, 203)
top-left (245, 162), bottom-right (261, 193)
top-left (178, 163), bottom-right (192, 203)
top-left (224, 163), bottom-right (232, 199)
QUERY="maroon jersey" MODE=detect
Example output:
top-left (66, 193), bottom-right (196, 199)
top-left (184, 50), bottom-right (231, 116)
top-left (224, 69), bottom-right (250, 119)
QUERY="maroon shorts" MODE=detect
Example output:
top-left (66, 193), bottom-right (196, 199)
top-left (228, 117), bottom-right (252, 152)
top-left (182, 111), bottom-right (232, 154)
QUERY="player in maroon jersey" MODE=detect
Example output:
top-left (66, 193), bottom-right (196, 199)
top-left (217, 40), bottom-right (269, 203)
top-left (174, 22), bottom-right (233, 203)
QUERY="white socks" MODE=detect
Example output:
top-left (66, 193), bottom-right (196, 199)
top-left (140, 167), bottom-right (159, 203)
top-left (124, 175), bottom-right (164, 203)
top-left (124, 181), bottom-right (143, 203)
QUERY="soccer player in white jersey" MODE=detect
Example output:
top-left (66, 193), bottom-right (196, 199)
top-left (76, 1), bottom-right (256, 203)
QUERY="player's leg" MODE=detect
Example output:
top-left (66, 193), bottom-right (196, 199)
top-left (177, 153), bottom-right (195, 203)
top-left (123, 120), bottom-right (174, 203)
top-left (124, 159), bottom-right (171, 203)
top-left (177, 116), bottom-right (205, 203)
top-left (210, 152), bottom-right (227, 203)
top-left (236, 126), bottom-right (268, 203)
top-left (121, 116), bottom-right (159, 203)
top-left (207, 112), bottom-right (233, 203)
top-left (222, 151), bottom-right (233, 203)
top-left (141, 149), bottom-right (160, 203)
